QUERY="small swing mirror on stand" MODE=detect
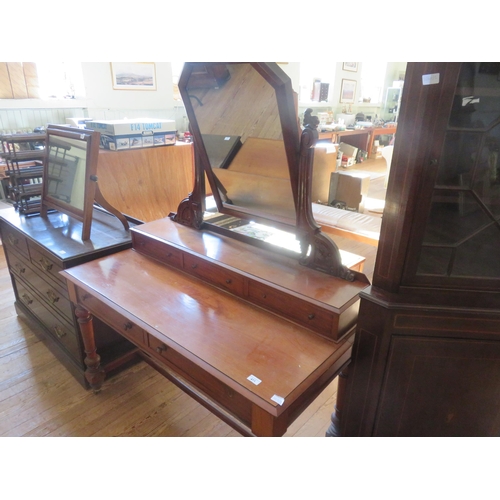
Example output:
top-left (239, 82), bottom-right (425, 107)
top-left (40, 124), bottom-right (129, 240)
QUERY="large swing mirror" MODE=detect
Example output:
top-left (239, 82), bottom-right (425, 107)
top-left (174, 62), bottom-right (364, 281)
top-left (41, 124), bottom-right (129, 240)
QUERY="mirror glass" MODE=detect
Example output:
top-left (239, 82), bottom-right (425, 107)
top-left (184, 63), bottom-right (297, 225)
top-left (45, 134), bottom-right (88, 210)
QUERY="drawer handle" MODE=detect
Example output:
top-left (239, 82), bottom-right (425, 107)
top-left (191, 263), bottom-right (198, 269)
top-left (7, 234), bottom-right (19, 246)
top-left (225, 279), bottom-right (232, 284)
top-left (21, 293), bottom-right (33, 305)
top-left (81, 293), bottom-right (90, 301)
top-left (124, 321), bottom-right (133, 331)
top-left (166, 252), bottom-right (172, 258)
top-left (54, 326), bottom-right (66, 338)
top-left (262, 294), bottom-right (267, 299)
top-left (46, 290), bottom-right (60, 304)
top-left (38, 257), bottom-right (53, 272)
top-left (14, 262), bottom-right (26, 274)
top-left (155, 343), bottom-right (168, 354)
top-left (308, 313), bottom-right (316, 320)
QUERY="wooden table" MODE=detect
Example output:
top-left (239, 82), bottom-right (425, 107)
top-left (367, 125), bottom-right (397, 157)
top-left (61, 218), bottom-right (368, 436)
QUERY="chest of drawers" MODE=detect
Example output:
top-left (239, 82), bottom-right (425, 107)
top-left (0, 206), bottom-right (139, 388)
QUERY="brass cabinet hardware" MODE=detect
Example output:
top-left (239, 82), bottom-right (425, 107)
top-left (54, 326), bottom-right (66, 338)
top-left (308, 313), bottom-right (316, 320)
top-left (21, 293), bottom-right (33, 305)
top-left (225, 279), bottom-right (232, 284)
top-left (38, 257), bottom-right (53, 272)
top-left (124, 321), bottom-right (133, 331)
top-left (7, 233), bottom-right (18, 245)
top-left (46, 290), bottom-right (60, 304)
top-left (14, 262), bottom-right (26, 274)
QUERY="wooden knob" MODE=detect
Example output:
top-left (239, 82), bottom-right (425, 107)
top-left (308, 313), bottom-right (316, 320)
top-left (155, 344), bottom-right (168, 354)
top-left (225, 279), bottom-right (232, 284)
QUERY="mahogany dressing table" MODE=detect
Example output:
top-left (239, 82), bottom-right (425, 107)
top-left (61, 63), bottom-right (370, 436)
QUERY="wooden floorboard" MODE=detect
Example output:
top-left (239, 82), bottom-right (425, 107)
top-left (0, 157), bottom-right (387, 437)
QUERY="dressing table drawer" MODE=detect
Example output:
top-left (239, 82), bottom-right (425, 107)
top-left (132, 232), bottom-right (183, 268)
top-left (76, 288), bottom-right (146, 347)
top-left (183, 253), bottom-right (245, 296)
top-left (2, 223), bottom-right (29, 259)
top-left (28, 243), bottom-right (65, 287)
top-left (248, 281), bottom-right (335, 337)
top-left (15, 279), bottom-right (80, 359)
top-left (147, 334), bottom-right (252, 424)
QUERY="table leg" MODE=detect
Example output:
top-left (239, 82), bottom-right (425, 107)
top-left (251, 405), bottom-right (288, 437)
top-left (326, 367), bottom-right (349, 437)
top-left (75, 304), bottom-right (105, 393)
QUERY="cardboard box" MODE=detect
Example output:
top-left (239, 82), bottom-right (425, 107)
top-left (338, 142), bottom-right (358, 167)
top-left (85, 118), bottom-right (176, 151)
top-left (328, 170), bottom-right (371, 212)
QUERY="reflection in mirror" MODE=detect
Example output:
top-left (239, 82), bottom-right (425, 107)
top-left (186, 63), bottom-right (295, 223)
top-left (46, 135), bottom-right (87, 210)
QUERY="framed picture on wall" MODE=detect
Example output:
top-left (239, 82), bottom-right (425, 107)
top-left (110, 62), bottom-right (157, 90)
top-left (340, 79), bottom-right (357, 103)
top-left (343, 62), bottom-right (358, 72)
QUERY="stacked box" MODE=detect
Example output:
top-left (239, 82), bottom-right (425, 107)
top-left (85, 118), bottom-right (176, 151)
top-left (338, 142), bottom-right (358, 167)
top-left (328, 170), bottom-right (371, 212)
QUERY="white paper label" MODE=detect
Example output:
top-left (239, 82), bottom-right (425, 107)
top-left (422, 73), bottom-right (440, 85)
top-left (271, 395), bottom-right (285, 406)
top-left (247, 374), bottom-right (262, 385)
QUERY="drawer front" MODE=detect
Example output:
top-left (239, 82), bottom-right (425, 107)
top-left (9, 251), bottom-right (73, 322)
top-left (16, 279), bottom-right (81, 360)
top-left (147, 334), bottom-right (252, 425)
top-left (183, 253), bottom-right (245, 296)
top-left (28, 243), bottom-right (65, 287)
top-left (133, 232), bottom-right (183, 269)
top-left (76, 288), bottom-right (146, 347)
top-left (248, 281), bottom-right (335, 337)
top-left (1, 224), bottom-right (29, 259)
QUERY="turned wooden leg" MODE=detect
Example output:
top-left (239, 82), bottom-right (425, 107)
top-left (326, 367), bottom-right (349, 437)
top-left (75, 304), bottom-right (105, 393)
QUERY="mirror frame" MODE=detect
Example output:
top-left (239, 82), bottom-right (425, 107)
top-left (173, 63), bottom-right (363, 281)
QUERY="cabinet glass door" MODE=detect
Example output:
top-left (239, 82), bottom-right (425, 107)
top-left (415, 63), bottom-right (500, 285)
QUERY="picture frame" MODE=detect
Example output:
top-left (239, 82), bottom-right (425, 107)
top-left (340, 79), bottom-right (357, 103)
top-left (110, 62), bottom-right (157, 90)
top-left (343, 62), bottom-right (358, 72)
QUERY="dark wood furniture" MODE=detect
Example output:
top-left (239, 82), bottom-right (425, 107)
top-left (61, 63), bottom-right (371, 436)
top-left (0, 206), bottom-right (139, 389)
top-left (335, 62), bottom-right (500, 436)
top-left (62, 217), bottom-right (367, 436)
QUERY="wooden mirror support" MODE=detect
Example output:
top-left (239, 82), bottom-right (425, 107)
top-left (171, 62), bottom-right (362, 282)
top-left (40, 124), bottom-right (129, 240)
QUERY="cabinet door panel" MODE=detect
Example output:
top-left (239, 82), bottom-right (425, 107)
top-left (375, 336), bottom-right (500, 436)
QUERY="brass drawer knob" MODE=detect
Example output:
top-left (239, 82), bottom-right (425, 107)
top-left (191, 263), bottom-right (198, 269)
top-left (15, 263), bottom-right (26, 274)
top-left (46, 290), bottom-right (60, 304)
top-left (124, 321), bottom-right (133, 331)
top-left (54, 326), bottom-right (66, 338)
top-left (21, 293), bottom-right (33, 305)
top-left (308, 313), bottom-right (316, 320)
top-left (155, 343), bottom-right (168, 354)
top-left (225, 279), bottom-right (232, 284)
top-left (7, 234), bottom-right (18, 245)
top-left (38, 257), bottom-right (53, 272)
